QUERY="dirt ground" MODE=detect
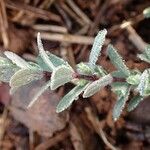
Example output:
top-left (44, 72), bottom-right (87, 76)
top-left (0, 0), bottom-right (150, 150)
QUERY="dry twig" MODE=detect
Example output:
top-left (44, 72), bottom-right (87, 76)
top-left (37, 32), bottom-right (95, 44)
top-left (6, 0), bottom-right (61, 22)
top-left (126, 25), bottom-right (147, 52)
top-left (0, 0), bottom-right (9, 48)
top-left (32, 24), bottom-right (68, 33)
top-left (61, 2), bottom-right (85, 26)
top-left (85, 107), bottom-right (119, 150)
top-left (66, 0), bottom-right (91, 24)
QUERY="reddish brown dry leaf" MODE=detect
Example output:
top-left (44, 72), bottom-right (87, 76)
top-left (9, 80), bottom-right (67, 137)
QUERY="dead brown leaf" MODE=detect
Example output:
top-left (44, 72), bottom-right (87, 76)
top-left (9, 80), bottom-right (67, 137)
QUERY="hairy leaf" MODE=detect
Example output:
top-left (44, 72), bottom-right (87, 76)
top-left (127, 95), bottom-right (143, 112)
top-left (126, 74), bottom-right (141, 85)
top-left (56, 84), bottom-right (88, 113)
top-left (138, 45), bottom-right (150, 63)
top-left (28, 80), bottom-right (51, 108)
top-left (37, 51), bottom-right (68, 72)
top-left (112, 82), bottom-right (129, 96)
top-left (10, 69), bottom-right (43, 93)
top-left (107, 44), bottom-right (130, 77)
top-left (113, 86), bottom-right (130, 121)
top-left (137, 54), bottom-right (150, 63)
top-left (83, 74), bottom-right (113, 98)
top-left (4, 51), bottom-right (30, 69)
top-left (89, 29), bottom-right (107, 66)
top-left (0, 57), bottom-right (19, 82)
top-left (143, 7), bottom-right (150, 18)
top-left (137, 70), bottom-right (149, 96)
top-left (51, 65), bottom-right (74, 90)
top-left (144, 45), bottom-right (150, 59)
top-left (76, 62), bottom-right (93, 75)
top-left (94, 65), bottom-right (107, 77)
top-left (111, 70), bottom-right (128, 78)
top-left (37, 32), bottom-right (55, 71)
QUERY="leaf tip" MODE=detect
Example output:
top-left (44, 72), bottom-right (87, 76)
top-left (56, 103), bottom-right (65, 113)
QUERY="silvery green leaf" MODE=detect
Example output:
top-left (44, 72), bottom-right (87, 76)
top-left (10, 69), bottom-right (43, 91)
top-left (77, 79), bottom-right (88, 86)
top-left (94, 65), bottom-right (107, 77)
top-left (0, 57), bottom-right (10, 65)
top-left (28, 62), bottom-right (42, 70)
top-left (83, 74), bottom-right (113, 98)
top-left (76, 62), bottom-right (93, 75)
top-left (126, 74), bottom-right (141, 85)
top-left (111, 70), bottom-right (128, 78)
top-left (36, 55), bottom-right (51, 72)
top-left (137, 45), bottom-right (150, 63)
top-left (113, 86), bottom-right (130, 121)
top-left (143, 7), bottom-right (150, 18)
top-left (28, 80), bottom-right (51, 108)
top-left (107, 44), bottom-right (130, 77)
top-left (144, 45), bottom-right (150, 59)
top-left (37, 51), bottom-right (68, 72)
top-left (89, 29), bottom-right (107, 66)
top-left (4, 51), bottom-right (30, 69)
top-left (51, 65), bottom-right (74, 90)
top-left (56, 84), bottom-right (88, 113)
top-left (37, 32), bottom-right (55, 71)
top-left (0, 57), bottom-right (19, 82)
top-left (111, 82), bottom-right (129, 96)
top-left (137, 54), bottom-right (150, 63)
top-left (137, 70), bottom-right (149, 96)
top-left (0, 66), bottom-right (19, 82)
top-left (47, 51), bottom-right (69, 67)
top-left (127, 95), bottom-right (143, 112)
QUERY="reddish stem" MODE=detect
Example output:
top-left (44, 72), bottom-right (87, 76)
top-left (43, 71), bottom-right (126, 83)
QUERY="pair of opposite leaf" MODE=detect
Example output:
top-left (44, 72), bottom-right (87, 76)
top-left (1, 29), bottom-right (150, 121)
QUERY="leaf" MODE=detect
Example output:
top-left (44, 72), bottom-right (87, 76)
top-left (51, 65), bottom-right (74, 90)
top-left (10, 80), bottom-right (67, 137)
top-left (137, 70), bottom-right (149, 96)
top-left (83, 74), bottom-right (113, 98)
top-left (28, 62), bottom-right (42, 70)
top-left (37, 32), bottom-right (55, 71)
top-left (4, 51), bottom-right (30, 69)
top-left (126, 74), bottom-right (141, 85)
top-left (10, 69), bottom-right (43, 92)
top-left (89, 29), bottom-right (107, 66)
top-left (94, 65), bottom-right (107, 77)
top-left (111, 82), bottom-right (129, 96)
top-left (76, 62), bottom-right (93, 75)
top-left (107, 44), bottom-right (130, 77)
top-left (137, 45), bottom-right (150, 63)
top-left (111, 70), bottom-right (128, 78)
top-left (28, 80), bottom-right (51, 108)
top-left (56, 84), bottom-right (88, 113)
top-left (37, 51), bottom-right (68, 72)
top-left (113, 86), bottom-right (130, 121)
top-left (144, 45), bottom-right (150, 60)
top-left (143, 7), bottom-right (150, 18)
top-left (127, 95), bottom-right (143, 112)
top-left (0, 57), bottom-right (19, 82)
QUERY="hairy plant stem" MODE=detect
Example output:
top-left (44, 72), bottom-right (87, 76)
top-left (44, 71), bottom-right (126, 83)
